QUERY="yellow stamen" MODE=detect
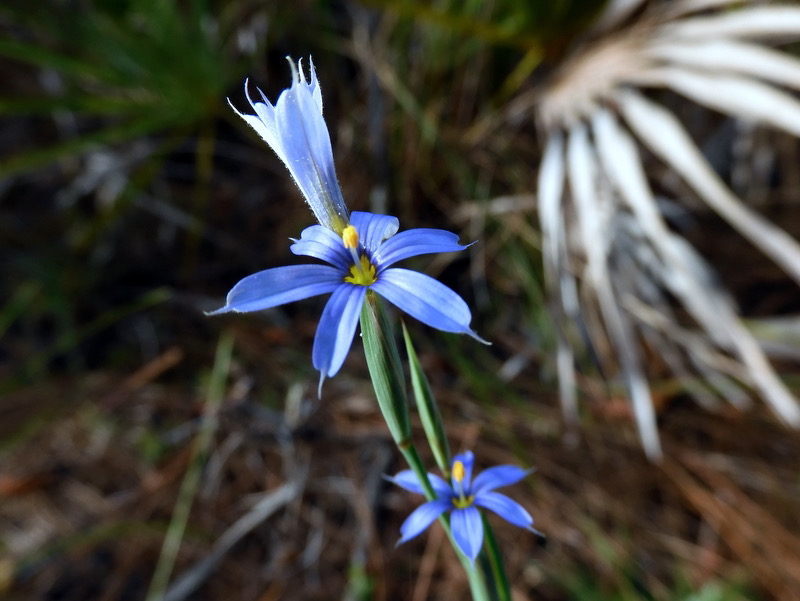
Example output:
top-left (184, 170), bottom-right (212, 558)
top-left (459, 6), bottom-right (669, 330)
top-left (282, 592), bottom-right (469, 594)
top-left (452, 460), bottom-right (465, 484)
top-left (344, 255), bottom-right (377, 286)
top-left (342, 225), bottom-right (359, 249)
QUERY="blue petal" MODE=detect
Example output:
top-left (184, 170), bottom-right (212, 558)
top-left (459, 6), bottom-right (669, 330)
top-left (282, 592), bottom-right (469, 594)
top-left (373, 228), bottom-right (469, 268)
top-left (474, 491), bottom-right (534, 529)
top-left (290, 224), bottom-right (350, 271)
top-left (471, 465), bottom-right (533, 494)
top-left (230, 59), bottom-right (348, 232)
top-left (349, 211), bottom-right (399, 253)
top-left (397, 499), bottom-right (451, 544)
top-left (312, 284), bottom-right (366, 381)
top-left (275, 64), bottom-right (348, 231)
top-left (208, 264), bottom-right (340, 315)
top-left (452, 451), bottom-right (475, 489)
top-left (450, 506), bottom-right (484, 565)
top-left (372, 269), bottom-right (485, 340)
top-left (228, 85), bottom-right (280, 153)
top-left (388, 470), bottom-right (453, 498)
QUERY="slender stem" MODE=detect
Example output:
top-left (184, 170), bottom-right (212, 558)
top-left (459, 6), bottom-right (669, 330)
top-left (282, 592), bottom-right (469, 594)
top-left (481, 513), bottom-right (512, 601)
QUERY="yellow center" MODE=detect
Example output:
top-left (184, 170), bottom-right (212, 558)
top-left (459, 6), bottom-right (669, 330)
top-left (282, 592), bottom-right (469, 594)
top-left (345, 255), bottom-right (377, 286)
top-left (452, 495), bottom-right (475, 509)
top-left (450, 459), bottom-right (473, 507)
top-left (342, 225), bottom-right (377, 286)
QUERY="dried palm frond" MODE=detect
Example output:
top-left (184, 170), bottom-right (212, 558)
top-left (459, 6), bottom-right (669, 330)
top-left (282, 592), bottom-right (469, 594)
top-left (532, 0), bottom-right (800, 459)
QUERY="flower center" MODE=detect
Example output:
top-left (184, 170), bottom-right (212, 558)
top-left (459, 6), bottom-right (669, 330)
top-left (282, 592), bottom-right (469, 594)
top-left (450, 459), bottom-right (472, 507)
top-left (341, 225), bottom-right (377, 286)
top-left (345, 255), bottom-right (377, 286)
top-left (452, 494), bottom-right (475, 510)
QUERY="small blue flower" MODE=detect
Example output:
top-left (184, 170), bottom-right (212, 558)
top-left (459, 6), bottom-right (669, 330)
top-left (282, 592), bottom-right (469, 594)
top-left (389, 451), bottom-right (537, 566)
top-left (229, 57), bottom-right (349, 234)
top-left (210, 211), bottom-right (484, 391)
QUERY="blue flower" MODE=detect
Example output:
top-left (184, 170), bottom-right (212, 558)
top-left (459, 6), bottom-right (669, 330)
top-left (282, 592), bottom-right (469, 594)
top-left (389, 451), bottom-right (537, 566)
top-left (220, 58), bottom-right (484, 391)
top-left (228, 57), bottom-right (349, 234)
top-left (210, 211), bottom-right (484, 391)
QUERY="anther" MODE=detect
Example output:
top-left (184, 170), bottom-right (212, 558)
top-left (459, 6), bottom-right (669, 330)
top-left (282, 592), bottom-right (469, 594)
top-left (452, 460), bottom-right (465, 484)
top-left (342, 225), bottom-right (359, 249)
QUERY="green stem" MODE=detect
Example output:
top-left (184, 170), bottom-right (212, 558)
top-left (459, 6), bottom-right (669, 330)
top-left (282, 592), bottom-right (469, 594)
top-left (481, 514), bottom-right (512, 601)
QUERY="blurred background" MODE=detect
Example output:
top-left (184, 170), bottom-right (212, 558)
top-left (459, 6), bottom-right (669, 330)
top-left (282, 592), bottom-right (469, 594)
top-left (2, 1), bottom-right (799, 600)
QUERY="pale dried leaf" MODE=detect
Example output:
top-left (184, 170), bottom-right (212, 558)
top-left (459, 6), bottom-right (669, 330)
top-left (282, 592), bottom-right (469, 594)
top-left (617, 89), bottom-right (800, 287)
top-left (666, 0), bottom-right (752, 19)
top-left (618, 90), bottom-right (800, 426)
top-left (636, 66), bottom-right (800, 136)
top-left (646, 38), bottom-right (800, 91)
top-left (567, 124), bottom-right (662, 459)
top-left (662, 6), bottom-right (800, 40)
top-left (591, 0), bottom-right (647, 33)
top-left (538, 133), bottom-right (580, 424)
top-left (537, 133), bottom-right (566, 287)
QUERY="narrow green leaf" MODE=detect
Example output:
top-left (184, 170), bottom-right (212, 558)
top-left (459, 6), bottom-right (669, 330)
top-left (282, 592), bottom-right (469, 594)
top-left (402, 321), bottom-right (451, 474)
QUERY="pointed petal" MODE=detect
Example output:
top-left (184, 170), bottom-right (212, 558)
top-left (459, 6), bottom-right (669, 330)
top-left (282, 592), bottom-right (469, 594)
top-left (474, 492), bottom-right (534, 529)
top-left (373, 228), bottom-right (469, 268)
top-left (349, 211), bottom-right (399, 253)
top-left (472, 466), bottom-right (532, 494)
top-left (208, 264), bottom-right (340, 315)
top-left (290, 224), bottom-right (350, 271)
top-left (450, 507), bottom-right (484, 564)
top-left (451, 451), bottom-right (475, 489)
top-left (311, 284), bottom-right (366, 378)
top-left (308, 58), bottom-right (323, 113)
top-left (388, 470), bottom-right (453, 497)
top-left (397, 499), bottom-right (451, 544)
top-left (372, 269), bottom-right (484, 340)
top-left (229, 87), bottom-right (279, 152)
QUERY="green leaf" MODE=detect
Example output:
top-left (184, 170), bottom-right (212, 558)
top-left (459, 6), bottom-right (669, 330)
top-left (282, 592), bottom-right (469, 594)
top-left (402, 321), bottom-right (451, 474)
